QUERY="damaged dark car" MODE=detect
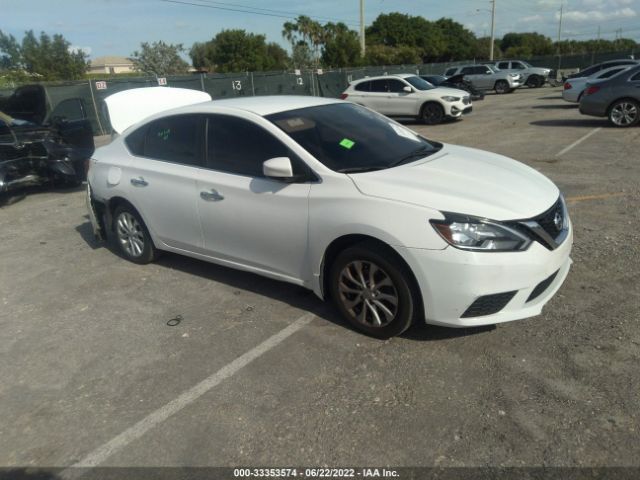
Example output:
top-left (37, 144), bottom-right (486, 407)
top-left (0, 84), bottom-right (95, 199)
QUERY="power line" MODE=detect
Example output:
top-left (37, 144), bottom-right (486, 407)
top-left (159, 0), bottom-right (360, 26)
top-left (195, 0), bottom-right (359, 25)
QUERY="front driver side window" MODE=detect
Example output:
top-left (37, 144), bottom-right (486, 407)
top-left (387, 79), bottom-right (407, 93)
top-left (206, 115), bottom-right (294, 177)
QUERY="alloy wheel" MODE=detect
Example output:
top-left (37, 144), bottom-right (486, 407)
top-left (116, 212), bottom-right (145, 258)
top-left (337, 260), bottom-right (399, 328)
top-left (610, 102), bottom-right (638, 126)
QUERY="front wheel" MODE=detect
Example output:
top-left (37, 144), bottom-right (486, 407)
top-left (329, 244), bottom-right (417, 338)
top-left (421, 102), bottom-right (445, 125)
top-left (495, 80), bottom-right (510, 94)
top-left (526, 75), bottom-right (543, 88)
top-left (608, 99), bottom-right (639, 128)
top-left (113, 204), bottom-right (158, 264)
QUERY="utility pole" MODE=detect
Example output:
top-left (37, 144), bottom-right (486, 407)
top-left (557, 1), bottom-right (563, 46)
top-left (359, 0), bottom-right (366, 57)
top-left (557, 1), bottom-right (564, 72)
top-left (489, 0), bottom-right (496, 61)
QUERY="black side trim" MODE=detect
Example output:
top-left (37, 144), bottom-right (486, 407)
top-left (527, 270), bottom-right (559, 302)
top-left (461, 291), bottom-right (518, 318)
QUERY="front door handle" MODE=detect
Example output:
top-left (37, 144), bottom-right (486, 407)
top-left (130, 177), bottom-right (148, 187)
top-left (200, 189), bottom-right (224, 201)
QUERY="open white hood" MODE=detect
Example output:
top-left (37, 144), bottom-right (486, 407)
top-left (103, 87), bottom-right (212, 134)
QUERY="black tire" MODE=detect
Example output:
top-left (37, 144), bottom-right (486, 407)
top-left (607, 99), bottom-right (640, 128)
top-left (526, 75), bottom-right (543, 88)
top-left (329, 242), bottom-right (418, 339)
top-left (112, 204), bottom-right (158, 264)
top-left (421, 102), bottom-right (445, 125)
top-left (494, 80), bottom-right (510, 94)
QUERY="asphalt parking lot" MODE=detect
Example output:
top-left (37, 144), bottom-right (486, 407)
top-left (1, 87), bottom-right (639, 475)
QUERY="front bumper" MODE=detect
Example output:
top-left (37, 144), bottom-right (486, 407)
top-left (397, 224), bottom-right (573, 327)
top-left (446, 100), bottom-right (472, 118)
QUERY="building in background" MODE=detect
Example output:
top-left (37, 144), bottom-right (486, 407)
top-left (88, 56), bottom-right (135, 75)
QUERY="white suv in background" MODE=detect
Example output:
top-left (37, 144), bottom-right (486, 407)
top-left (340, 74), bottom-right (472, 125)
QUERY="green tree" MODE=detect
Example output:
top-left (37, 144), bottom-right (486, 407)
top-left (282, 16), bottom-right (326, 67)
top-left (321, 22), bottom-right (361, 67)
top-left (190, 30), bottom-right (289, 73)
top-left (500, 32), bottom-right (554, 57)
top-left (131, 41), bottom-right (190, 75)
top-left (433, 18), bottom-right (478, 61)
top-left (0, 29), bottom-right (88, 80)
top-left (364, 44), bottom-right (422, 66)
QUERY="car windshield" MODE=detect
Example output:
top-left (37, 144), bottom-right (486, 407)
top-left (521, 61), bottom-right (533, 68)
top-left (266, 103), bottom-right (441, 173)
top-left (486, 65), bottom-right (500, 73)
top-left (404, 76), bottom-right (436, 90)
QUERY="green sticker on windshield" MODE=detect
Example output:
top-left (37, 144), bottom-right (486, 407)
top-left (339, 138), bottom-right (355, 149)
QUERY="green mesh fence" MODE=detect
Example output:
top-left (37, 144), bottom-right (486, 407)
top-left (2, 49), bottom-right (634, 136)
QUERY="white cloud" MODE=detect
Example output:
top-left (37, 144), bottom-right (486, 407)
top-left (558, 7), bottom-right (636, 22)
top-left (519, 14), bottom-right (544, 23)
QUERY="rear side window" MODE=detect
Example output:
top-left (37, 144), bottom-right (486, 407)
top-left (125, 126), bottom-right (146, 156)
top-left (498, 62), bottom-right (509, 69)
top-left (460, 67), bottom-right (474, 75)
top-left (141, 115), bottom-right (202, 166)
top-left (370, 79), bottom-right (388, 92)
top-left (598, 68), bottom-right (624, 78)
top-left (206, 115), bottom-right (292, 177)
top-left (354, 81), bottom-right (371, 92)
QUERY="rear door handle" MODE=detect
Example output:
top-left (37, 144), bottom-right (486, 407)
top-left (200, 189), bottom-right (224, 201)
top-left (130, 177), bottom-right (148, 187)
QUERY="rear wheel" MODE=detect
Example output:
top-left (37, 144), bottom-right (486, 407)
top-left (113, 204), bottom-right (158, 264)
top-left (329, 243), bottom-right (417, 339)
top-left (608, 99), bottom-right (639, 128)
top-left (421, 102), bottom-right (445, 125)
top-left (495, 80), bottom-right (510, 94)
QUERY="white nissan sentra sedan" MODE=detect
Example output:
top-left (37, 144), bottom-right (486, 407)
top-left (87, 87), bottom-right (572, 338)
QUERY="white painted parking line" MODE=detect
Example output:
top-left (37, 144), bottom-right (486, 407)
top-left (60, 313), bottom-right (316, 479)
top-left (556, 127), bottom-right (602, 157)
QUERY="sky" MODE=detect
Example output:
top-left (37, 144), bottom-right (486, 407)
top-left (2, 0), bottom-right (639, 59)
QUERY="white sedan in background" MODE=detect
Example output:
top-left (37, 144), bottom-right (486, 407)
top-left (340, 74), bottom-right (472, 124)
top-left (562, 65), bottom-right (632, 103)
top-left (87, 88), bottom-right (572, 338)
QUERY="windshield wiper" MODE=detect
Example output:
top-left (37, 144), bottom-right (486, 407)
top-left (389, 146), bottom-right (434, 168)
top-left (336, 165), bottom-right (387, 173)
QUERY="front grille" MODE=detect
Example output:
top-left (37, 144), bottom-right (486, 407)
top-left (0, 142), bottom-right (48, 162)
top-left (461, 291), bottom-right (517, 318)
top-left (527, 270), bottom-right (559, 302)
top-left (534, 198), bottom-right (564, 239)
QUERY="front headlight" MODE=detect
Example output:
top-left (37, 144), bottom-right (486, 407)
top-left (441, 96), bottom-right (460, 102)
top-left (430, 213), bottom-right (531, 252)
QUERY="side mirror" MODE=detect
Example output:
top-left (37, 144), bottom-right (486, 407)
top-left (403, 86), bottom-right (413, 93)
top-left (263, 157), bottom-right (294, 180)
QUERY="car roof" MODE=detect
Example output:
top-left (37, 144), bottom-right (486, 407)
top-left (352, 73), bottom-right (417, 83)
top-left (157, 95), bottom-right (343, 118)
